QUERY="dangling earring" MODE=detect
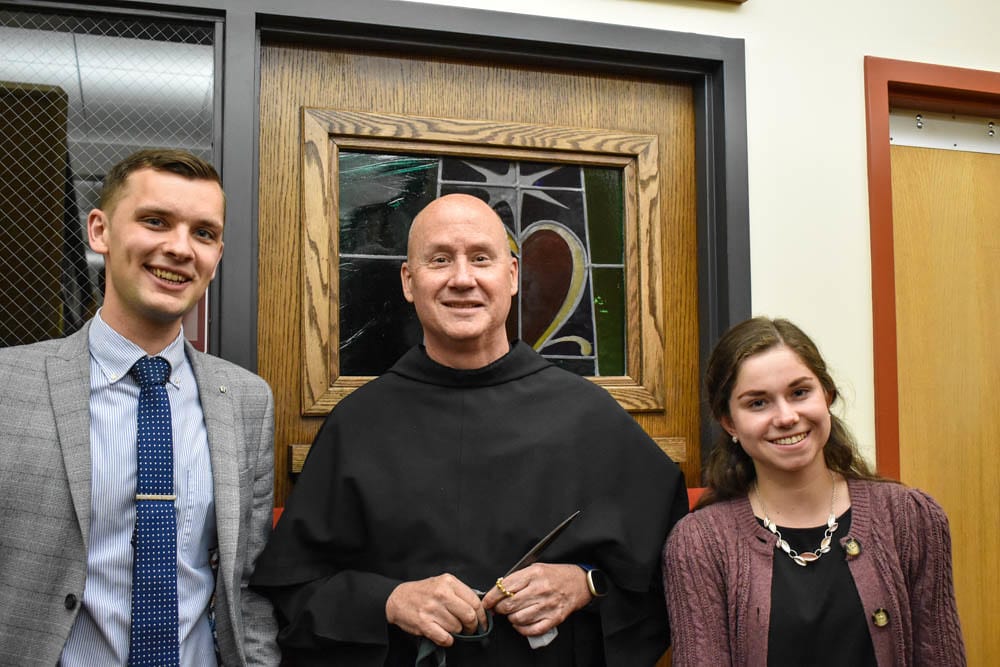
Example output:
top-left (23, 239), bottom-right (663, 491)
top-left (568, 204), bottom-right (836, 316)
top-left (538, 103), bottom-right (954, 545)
top-left (731, 435), bottom-right (738, 444)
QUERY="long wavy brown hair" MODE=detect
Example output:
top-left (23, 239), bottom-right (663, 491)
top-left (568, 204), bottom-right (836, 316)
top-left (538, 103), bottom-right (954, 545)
top-left (697, 317), bottom-right (881, 509)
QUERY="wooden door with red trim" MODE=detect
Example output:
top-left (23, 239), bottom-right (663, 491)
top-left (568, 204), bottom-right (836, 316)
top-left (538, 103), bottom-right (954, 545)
top-left (892, 145), bottom-right (1000, 664)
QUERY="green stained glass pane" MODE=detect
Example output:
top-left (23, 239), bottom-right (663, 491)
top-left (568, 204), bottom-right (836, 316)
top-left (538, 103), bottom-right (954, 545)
top-left (592, 267), bottom-right (625, 376)
top-left (339, 152), bottom-right (438, 255)
top-left (584, 168), bottom-right (623, 265)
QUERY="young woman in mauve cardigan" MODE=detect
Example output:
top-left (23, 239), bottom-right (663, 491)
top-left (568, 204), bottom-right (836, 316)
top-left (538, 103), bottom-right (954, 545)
top-left (663, 317), bottom-right (965, 667)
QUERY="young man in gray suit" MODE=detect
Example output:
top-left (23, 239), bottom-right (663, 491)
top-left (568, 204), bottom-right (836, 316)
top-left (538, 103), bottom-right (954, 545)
top-left (0, 150), bottom-right (279, 666)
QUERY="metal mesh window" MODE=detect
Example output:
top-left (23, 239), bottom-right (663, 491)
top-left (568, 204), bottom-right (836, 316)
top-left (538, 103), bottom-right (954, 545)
top-left (0, 7), bottom-right (216, 346)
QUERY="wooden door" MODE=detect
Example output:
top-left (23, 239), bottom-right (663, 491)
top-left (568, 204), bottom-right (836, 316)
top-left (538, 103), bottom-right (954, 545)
top-left (258, 41), bottom-right (699, 505)
top-left (891, 145), bottom-right (1000, 664)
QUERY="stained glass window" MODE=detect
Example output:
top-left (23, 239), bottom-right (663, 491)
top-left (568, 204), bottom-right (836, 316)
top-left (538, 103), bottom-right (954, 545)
top-left (338, 151), bottom-right (625, 377)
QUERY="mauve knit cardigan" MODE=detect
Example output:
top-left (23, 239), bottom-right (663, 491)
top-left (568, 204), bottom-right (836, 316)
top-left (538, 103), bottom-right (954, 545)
top-left (663, 477), bottom-right (966, 666)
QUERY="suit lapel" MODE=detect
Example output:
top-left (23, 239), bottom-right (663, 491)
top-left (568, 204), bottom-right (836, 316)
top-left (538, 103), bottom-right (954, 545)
top-left (187, 345), bottom-right (241, 610)
top-left (47, 325), bottom-right (94, 548)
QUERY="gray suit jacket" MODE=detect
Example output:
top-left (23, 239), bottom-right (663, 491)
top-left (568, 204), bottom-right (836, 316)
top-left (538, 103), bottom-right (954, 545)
top-left (0, 322), bottom-right (280, 666)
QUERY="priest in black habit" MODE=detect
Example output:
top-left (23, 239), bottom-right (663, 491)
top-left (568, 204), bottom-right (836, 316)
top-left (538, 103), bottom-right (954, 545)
top-left (251, 193), bottom-right (688, 666)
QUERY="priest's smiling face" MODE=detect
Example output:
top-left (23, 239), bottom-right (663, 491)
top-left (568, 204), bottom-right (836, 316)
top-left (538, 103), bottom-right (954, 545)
top-left (401, 194), bottom-right (518, 369)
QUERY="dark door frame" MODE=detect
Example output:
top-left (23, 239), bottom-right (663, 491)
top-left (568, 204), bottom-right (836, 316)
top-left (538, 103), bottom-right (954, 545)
top-left (250, 5), bottom-right (752, 397)
top-left (14, 0), bottom-right (750, 460)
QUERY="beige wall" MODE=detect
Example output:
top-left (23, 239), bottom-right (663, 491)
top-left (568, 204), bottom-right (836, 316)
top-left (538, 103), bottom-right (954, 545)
top-left (400, 0), bottom-right (1000, 466)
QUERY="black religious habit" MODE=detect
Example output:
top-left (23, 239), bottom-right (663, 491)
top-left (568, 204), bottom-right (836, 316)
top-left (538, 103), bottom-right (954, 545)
top-left (251, 342), bottom-right (688, 666)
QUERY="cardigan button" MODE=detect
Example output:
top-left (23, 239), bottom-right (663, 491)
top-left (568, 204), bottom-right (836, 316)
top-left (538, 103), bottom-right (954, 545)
top-left (844, 537), bottom-right (862, 558)
top-left (64, 594), bottom-right (78, 610)
top-left (872, 608), bottom-right (889, 627)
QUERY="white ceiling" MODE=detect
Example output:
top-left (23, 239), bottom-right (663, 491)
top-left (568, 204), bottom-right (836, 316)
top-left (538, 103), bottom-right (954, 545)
top-left (0, 25), bottom-right (214, 174)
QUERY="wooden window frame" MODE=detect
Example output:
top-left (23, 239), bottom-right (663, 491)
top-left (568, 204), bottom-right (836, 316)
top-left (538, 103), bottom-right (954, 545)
top-left (300, 108), bottom-right (667, 415)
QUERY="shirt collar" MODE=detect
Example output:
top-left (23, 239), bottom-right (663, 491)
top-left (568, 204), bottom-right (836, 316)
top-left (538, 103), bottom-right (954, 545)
top-left (88, 309), bottom-right (188, 386)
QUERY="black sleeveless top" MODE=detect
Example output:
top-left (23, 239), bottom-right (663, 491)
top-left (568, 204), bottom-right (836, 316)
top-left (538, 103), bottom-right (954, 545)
top-left (764, 508), bottom-right (878, 666)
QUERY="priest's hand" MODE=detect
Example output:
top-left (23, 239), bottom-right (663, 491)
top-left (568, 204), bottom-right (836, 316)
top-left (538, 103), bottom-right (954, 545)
top-left (482, 563), bottom-right (592, 638)
top-left (385, 574), bottom-right (489, 647)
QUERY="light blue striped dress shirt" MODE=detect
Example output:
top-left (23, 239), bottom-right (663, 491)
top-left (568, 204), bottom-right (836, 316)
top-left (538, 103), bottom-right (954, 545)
top-left (60, 312), bottom-right (217, 666)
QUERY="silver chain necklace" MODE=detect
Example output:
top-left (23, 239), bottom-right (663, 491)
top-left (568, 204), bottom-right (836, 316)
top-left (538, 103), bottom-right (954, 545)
top-left (754, 472), bottom-right (838, 567)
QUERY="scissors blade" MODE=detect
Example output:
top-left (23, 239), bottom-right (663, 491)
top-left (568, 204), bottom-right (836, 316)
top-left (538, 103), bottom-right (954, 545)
top-left (504, 510), bottom-right (581, 576)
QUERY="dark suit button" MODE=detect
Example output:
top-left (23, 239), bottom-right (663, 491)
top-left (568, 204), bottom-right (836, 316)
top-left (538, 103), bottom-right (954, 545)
top-left (64, 594), bottom-right (78, 610)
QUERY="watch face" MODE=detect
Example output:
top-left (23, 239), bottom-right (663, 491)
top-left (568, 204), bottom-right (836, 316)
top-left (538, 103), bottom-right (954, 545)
top-left (589, 569), bottom-right (609, 597)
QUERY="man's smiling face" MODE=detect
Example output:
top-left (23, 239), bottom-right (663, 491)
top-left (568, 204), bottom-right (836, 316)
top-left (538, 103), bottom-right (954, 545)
top-left (401, 194), bottom-right (518, 368)
top-left (88, 167), bottom-right (225, 339)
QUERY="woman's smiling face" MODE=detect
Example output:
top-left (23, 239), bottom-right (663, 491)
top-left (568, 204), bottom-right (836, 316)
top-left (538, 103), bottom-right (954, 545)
top-left (721, 344), bottom-right (832, 478)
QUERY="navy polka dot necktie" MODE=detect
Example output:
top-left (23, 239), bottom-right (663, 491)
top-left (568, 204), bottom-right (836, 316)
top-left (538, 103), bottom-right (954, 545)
top-left (128, 356), bottom-right (180, 666)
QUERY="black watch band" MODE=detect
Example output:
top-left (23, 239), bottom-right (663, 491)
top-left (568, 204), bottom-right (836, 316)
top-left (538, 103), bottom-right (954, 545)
top-left (576, 564), bottom-right (609, 597)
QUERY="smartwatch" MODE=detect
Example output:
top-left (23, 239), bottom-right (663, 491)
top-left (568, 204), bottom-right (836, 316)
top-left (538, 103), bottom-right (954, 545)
top-left (577, 564), bottom-right (609, 598)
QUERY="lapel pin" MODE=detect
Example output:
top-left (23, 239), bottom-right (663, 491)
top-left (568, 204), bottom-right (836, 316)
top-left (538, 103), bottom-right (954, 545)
top-left (219, 385), bottom-right (228, 393)
top-left (845, 538), bottom-right (861, 558)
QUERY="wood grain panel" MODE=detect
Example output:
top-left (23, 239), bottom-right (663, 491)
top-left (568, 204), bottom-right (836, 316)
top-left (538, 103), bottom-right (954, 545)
top-left (259, 43), bottom-right (699, 505)
top-left (891, 145), bottom-right (1000, 664)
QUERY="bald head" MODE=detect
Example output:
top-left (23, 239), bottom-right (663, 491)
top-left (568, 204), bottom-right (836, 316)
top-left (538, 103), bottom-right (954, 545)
top-left (406, 193), bottom-right (508, 262)
top-left (401, 194), bottom-right (518, 368)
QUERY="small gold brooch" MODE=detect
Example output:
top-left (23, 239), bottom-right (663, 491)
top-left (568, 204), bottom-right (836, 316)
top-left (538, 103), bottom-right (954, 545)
top-left (845, 538), bottom-right (861, 558)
